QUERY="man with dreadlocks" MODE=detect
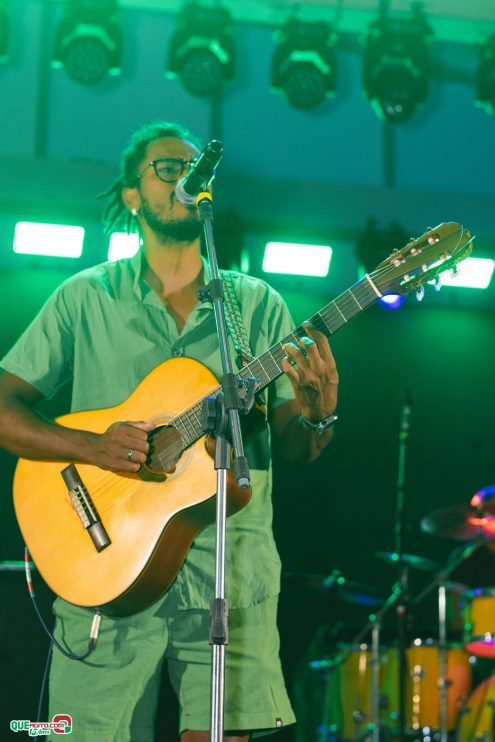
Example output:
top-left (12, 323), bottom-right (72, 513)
top-left (0, 121), bottom-right (338, 741)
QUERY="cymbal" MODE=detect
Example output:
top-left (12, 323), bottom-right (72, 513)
top-left (283, 571), bottom-right (385, 606)
top-left (374, 551), bottom-right (438, 572)
top-left (421, 501), bottom-right (495, 541)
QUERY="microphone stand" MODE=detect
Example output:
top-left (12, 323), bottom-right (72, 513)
top-left (196, 189), bottom-right (252, 742)
top-left (394, 395), bottom-right (411, 742)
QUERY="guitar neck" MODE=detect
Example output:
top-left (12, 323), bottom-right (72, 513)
top-left (170, 274), bottom-right (380, 446)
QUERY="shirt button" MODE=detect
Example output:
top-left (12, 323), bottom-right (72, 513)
top-left (172, 347), bottom-right (184, 357)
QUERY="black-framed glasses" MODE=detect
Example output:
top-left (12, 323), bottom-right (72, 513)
top-left (135, 157), bottom-right (197, 184)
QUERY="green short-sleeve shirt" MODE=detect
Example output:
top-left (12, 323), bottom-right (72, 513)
top-left (1, 252), bottom-right (296, 609)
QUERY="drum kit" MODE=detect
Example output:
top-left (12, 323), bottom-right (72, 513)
top-left (293, 485), bottom-right (495, 742)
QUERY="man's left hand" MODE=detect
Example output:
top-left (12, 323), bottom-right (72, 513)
top-left (281, 322), bottom-right (339, 421)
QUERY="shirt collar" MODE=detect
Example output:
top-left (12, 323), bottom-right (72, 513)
top-left (129, 248), bottom-right (212, 311)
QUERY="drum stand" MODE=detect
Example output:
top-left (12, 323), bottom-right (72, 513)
top-left (370, 583), bottom-right (403, 742)
top-left (411, 539), bottom-right (484, 742)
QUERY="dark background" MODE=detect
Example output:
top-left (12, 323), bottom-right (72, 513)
top-left (1, 1), bottom-right (495, 739)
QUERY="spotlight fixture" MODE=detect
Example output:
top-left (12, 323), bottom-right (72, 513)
top-left (271, 18), bottom-right (336, 111)
top-left (362, 5), bottom-right (431, 124)
top-left (167, 3), bottom-right (235, 97)
top-left (53, 0), bottom-right (122, 86)
top-left (476, 35), bottom-right (495, 115)
top-left (0, 0), bottom-right (9, 62)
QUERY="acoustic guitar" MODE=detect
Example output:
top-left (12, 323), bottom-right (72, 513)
top-left (13, 222), bottom-right (472, 615)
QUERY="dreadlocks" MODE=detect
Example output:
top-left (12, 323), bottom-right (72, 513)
top-left (99, 120), bottom-right (203, 235)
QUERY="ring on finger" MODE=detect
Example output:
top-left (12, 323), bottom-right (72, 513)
top-left (127, 449), bottom-right (134, 462)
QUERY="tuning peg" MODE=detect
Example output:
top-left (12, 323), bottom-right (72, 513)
top-left (434, 276), bottom-right (442, 292)
top-left (416, 285), bottom-right (425, 302)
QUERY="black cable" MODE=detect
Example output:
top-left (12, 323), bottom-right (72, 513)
top-left (36, 642), bottom-right (52, 722)
top-left (24, 547), bottom-right (102, 661)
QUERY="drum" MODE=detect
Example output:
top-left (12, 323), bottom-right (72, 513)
top-left (462, 587), bottom-right (495, 658)
top-left (457, 674), bottom-right (495, 742)
top-left (294, 642), bottom-right (384, 741)
top-left (336, 644), bottom-right (377, 740)
top-left (382, 639), bottom-right (472, 733)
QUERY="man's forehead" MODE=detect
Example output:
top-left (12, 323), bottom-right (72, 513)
top-left (145, 136), bottom-right (200, 158)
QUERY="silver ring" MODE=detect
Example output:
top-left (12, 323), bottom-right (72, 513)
top-left (127, 449), bottom-right (134, 462)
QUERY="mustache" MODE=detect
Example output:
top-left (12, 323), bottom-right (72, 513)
top-left (170, 188), bottom-right (197, 212)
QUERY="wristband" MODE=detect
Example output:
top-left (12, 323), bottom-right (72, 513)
top-left (301, 412), bottom-right (338, 435)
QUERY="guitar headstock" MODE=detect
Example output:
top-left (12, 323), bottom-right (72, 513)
top-left (370, 222), bottom-right (473, 297)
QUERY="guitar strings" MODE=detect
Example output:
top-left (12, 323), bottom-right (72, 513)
top-left (149, 233), bottom-right (467, 456)
top-left (90, 227), bottom-right (469, 484)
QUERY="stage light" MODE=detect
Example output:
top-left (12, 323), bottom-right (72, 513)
top-left (0, 1), bottom-right (9, 62)
top-left (271, 18), bottom-right (336, 111)
top-left (167, 3), bottom-right (235, 97)
top-left (108, 232), bottom-right (139, 261)
top-left (476, 35), bottom-right (495, 115)
top-left (13, 222), bottom-right (85, 258)
top-left (362, 6), bottom-right (431, 123)
top-left (379, 294), bottom-right (404, 310)
top-left (262, 242), bottom-right (332, 277)
top-left (53, 0), bottom-right (121, 86)
top-left (435, 257), bottom-right (494, 289)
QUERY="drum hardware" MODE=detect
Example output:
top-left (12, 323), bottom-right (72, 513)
top-left (283, 570), bottom-right (386, 607)
top-left (410, 541), bottom-right (483, 742)
top-left (0, 560), bottom-right (36, 572)
top-left (293, 483), bottom-right (494, 741)
top-left (370, 583), bottom-right (403, 742)
top-left (375, 552), bottom-right (439, 573)
top-left (420, 497), bottom-right (495, 542)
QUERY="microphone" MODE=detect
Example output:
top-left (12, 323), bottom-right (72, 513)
top-left (175, 139), bottom-right (223, 205)
top-left (400, 391), bottom-right (412, 441)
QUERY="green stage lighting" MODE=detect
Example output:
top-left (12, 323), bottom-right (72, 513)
top-left (363, 6), bottom-right (431, 123)
top-left (53, 0), bottom-right (121, 86)
top-left (271, 18), bottom-right (336, 111)
top-left (262, 242), bottom-right (332, 277)
top-left (167, 3), bottom-right (235, 97)
top-left (13, 222), bottom-right (85, 258)
top-left (108, 232), bottom-right (140, 261)
top-left (436, 257), bottom-right (494, 289)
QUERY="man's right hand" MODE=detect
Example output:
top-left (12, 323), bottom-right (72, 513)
top-left (89, 421), bottom-right (156, 473)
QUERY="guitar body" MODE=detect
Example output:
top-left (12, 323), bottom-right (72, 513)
top-left (13, 357), bottom-right (250, 616)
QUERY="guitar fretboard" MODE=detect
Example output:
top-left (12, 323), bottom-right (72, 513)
top-left (165, 274), bottom-right (380, 450)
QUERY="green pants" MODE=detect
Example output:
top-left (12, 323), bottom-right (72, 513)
top-left (48, 585), bottom-right (295, 741)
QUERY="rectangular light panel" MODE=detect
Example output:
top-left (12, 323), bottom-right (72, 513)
top-left (108, 232), bottom-right (140, 261)
top-left (437, 257), bottom-right (494, 289)
top-left (13, 222), bottom-right (84, 258)
top-left (262, 242), bottom-right (332, 277)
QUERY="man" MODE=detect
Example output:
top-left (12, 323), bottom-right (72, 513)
top-left (0, 121), bottom-right (339, 741)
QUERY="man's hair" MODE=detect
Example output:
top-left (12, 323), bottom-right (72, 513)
top-left (100, 120), bottom-right (203, 235)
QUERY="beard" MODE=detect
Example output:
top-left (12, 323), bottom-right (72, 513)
top-left (140, 196), bottom-right (202, 244)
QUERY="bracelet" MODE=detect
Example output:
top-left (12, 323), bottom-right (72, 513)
top-left (301, 412), bottom-right (338, 435)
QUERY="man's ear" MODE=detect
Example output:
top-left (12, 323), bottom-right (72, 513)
top-left (122, 186), bottom-right (140, 215)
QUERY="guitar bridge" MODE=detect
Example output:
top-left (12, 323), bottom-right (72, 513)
top-left (61, 463), bottom-right (111, 553)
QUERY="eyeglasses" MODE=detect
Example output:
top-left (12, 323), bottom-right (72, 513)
top-left (135, 157), bottom-right (197, 184)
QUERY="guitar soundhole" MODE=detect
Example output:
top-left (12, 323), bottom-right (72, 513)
top-left (146, 425), bottom-right (184, 473)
